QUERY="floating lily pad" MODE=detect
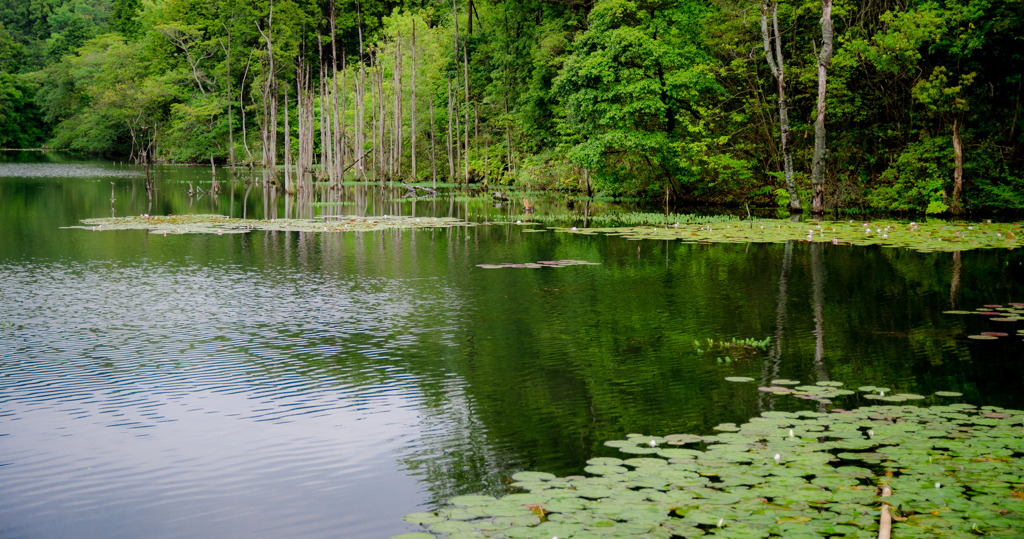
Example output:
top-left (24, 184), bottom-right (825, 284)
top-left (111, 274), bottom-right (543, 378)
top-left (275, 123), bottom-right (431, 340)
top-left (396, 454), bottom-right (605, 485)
top-left (512, 471), bottom-right (557, 482)
top-left (968, 335), bottom-right (999, 340)
top-left (664, 434), bottom-right (703, 444)
top-left (934, 391), bottom-right (963, 397)
top-left (449, 495), bottom-right (498, 507)
top-left (725, 377), bottom-right (755, 383)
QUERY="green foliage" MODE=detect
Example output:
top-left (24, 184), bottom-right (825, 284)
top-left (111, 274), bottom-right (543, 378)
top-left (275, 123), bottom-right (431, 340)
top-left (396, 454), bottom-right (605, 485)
top-left (110, 0), bottom-right (141, 39)
top-left (552, 0), bottom-right (729, 195)
top-left (866, 135), bottom-right (952, 213)
top-left (0, 72), bottom-right (47, 147)
top-left (2, 0), bottom-right (1022, 212)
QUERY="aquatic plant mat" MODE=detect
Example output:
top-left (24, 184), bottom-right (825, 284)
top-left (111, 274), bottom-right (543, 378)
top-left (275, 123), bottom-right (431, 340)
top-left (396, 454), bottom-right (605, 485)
top-left (549, 219), bottom-right (1024, 253)
top-left (397, 402), bottom-right (1024, 538)
top-left (63, 214), bottom-right (469, 234)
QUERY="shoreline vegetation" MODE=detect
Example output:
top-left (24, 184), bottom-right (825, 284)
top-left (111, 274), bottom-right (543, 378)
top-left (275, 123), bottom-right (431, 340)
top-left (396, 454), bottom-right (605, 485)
top-left (0, 0), bottom-right (1022, 215)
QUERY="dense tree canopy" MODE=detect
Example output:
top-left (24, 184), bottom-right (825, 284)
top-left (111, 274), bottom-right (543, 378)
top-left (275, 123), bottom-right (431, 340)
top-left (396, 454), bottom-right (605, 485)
top-left (0, 0), bottom-right (1021, 212)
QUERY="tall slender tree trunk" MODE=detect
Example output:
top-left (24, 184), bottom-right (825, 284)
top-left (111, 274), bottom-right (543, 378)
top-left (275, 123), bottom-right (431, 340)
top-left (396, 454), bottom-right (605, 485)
top-left (357, 9), bottom-right (366, 180)
top-left (258, 1), bottom-right (276, 170)
top-left (811, 0), bottom-right (833, 215)
top-left (331, 2), bottom-right (342, 183)
top-left (284, 85), bottom-right (291, 192)
top-left (463, 42), bottom-right (470, 184)
top-left (430, 98), bottom-right (437, 188)
top-left (223, 20), bottom-right (235, 167)
top-left (951, 118), bottom-right (964, 214)
top-left (411, 25), bottom-right (417, 181)
top-left (340, 54), bottom-right (347, 176)
top-left (447, 78), bottom-right (455, 181)
top-left (761, 0), bottom-right (801, 212)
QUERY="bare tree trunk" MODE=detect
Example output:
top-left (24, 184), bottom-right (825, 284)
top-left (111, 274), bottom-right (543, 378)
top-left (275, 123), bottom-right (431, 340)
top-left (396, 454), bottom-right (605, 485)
top-left (318, 36), bottom-right (327, 178)
top-left (411, 25), bottom-right (417, 182)
top-left (430, 98), bottom-right (437, 188)
top-left (505, 98), bottom-right (513, 178)
top-left (811, 0), bottom-right (833, 215)
top-left (761, 0), bottom-right (801, 212)
top-left (257, 1), bottom-right (276, 170)
top-left (240, 45), bottom-right (256, 163)
top-left (221, 19), bottom-right (235, 167)
top-left (284, 84), bottom-right (291, 193)
top-left (331, 2), bottom-right (342, 183)
top-left (393, 35), bottom-right (402, 180)
top-left (340, 54), bottom-right (347, 177)
top-left (463, 42), bottom-right (470, 184)
top-left (952, 118), bottom-right (964, 214)
top-left (357, 9), bottom-right (366, 181)
top-left (296, 63), bottom-right (303, 177)
top-left (447, 78), bottom-right (455, 181)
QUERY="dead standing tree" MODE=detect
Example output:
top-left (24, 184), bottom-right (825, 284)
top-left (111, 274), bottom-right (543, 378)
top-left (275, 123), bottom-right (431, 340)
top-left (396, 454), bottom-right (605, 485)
top-left (256, 2), bottom-right (278, 170)
top-left (760, 0), bottom-right (801, 213)
top-left (811, 0), bottom-right (834, 215)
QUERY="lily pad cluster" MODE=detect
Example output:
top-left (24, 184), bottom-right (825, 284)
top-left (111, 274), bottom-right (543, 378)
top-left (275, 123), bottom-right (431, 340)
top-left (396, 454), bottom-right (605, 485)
top-left (753, 381), bottom-right (854, 404)
top-left (475, 260), bottom-right (602, 269)
top-left (944, 303), bottom-right (1024, 340)
top-left (62, 214), bottom-right (469, 234)
top-left (396, 403), bottom-right (1024, 539)
top-left (550, 219), bottom-right (1023, 253)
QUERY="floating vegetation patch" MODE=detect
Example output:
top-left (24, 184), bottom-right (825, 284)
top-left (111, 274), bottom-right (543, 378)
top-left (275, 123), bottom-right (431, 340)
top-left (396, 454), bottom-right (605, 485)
top-left (62, 214), bottom-right (470, 235)
top-left (396, 402), bottom-right (1024, 539)
top-left (754, 381), bottom-right (856, 404)
top-left (695, 337), bottom-right (771, 358)
top-left (549, 219), bottom-right (1024, 253)
top-left (475, 260), bottom-right (601, 269)
top-left (945, 302), bottom-right (1023, 340)
top-left (491, 212), bottom-right (740, 227)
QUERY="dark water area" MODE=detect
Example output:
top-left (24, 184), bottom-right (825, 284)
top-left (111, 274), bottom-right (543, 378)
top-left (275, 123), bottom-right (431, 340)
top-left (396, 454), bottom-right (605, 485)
top-left (1, 151), bottom-right (1023, 538)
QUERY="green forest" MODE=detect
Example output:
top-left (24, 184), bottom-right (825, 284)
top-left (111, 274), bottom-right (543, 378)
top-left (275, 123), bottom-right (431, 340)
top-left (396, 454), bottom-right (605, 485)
top-left (0, 0), bottom-right (1021, 212)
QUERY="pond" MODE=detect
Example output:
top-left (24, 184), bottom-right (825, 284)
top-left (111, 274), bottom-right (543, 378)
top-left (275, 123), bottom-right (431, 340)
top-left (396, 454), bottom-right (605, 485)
top-left (1, 151), bottom-right (1022, 539)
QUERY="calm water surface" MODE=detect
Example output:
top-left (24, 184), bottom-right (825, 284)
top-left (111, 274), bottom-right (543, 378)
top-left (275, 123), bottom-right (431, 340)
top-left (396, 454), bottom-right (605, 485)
top-left (1, 152), bottom-right (1023, 538)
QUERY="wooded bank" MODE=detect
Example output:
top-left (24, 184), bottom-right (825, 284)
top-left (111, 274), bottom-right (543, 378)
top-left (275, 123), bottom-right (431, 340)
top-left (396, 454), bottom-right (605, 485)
top-left (0, 0), bottom-right (1021, 213)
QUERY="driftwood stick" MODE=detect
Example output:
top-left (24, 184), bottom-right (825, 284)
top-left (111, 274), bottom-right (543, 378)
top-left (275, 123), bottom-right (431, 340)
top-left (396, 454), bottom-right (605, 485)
top-left (878, 486), bottom-right (892, 539)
